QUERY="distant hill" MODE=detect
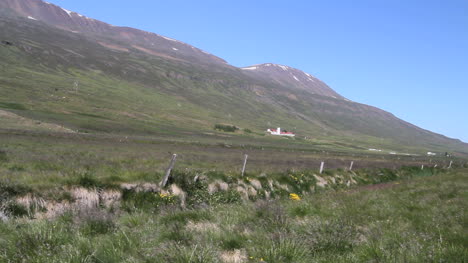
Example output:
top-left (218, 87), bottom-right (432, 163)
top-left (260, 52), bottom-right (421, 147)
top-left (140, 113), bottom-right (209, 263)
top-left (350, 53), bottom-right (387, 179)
top-left (0, 0), bottom-right (467, 154)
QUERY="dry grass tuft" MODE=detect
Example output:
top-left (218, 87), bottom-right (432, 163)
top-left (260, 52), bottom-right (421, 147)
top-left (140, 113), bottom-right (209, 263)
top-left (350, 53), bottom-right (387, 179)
top-left (37, 201), bottom-right (71, 219)
top-left (71, 187), bottom-right (100, 208)
top-left (313, 174), bottom-right (328, 187)
top-left (101, 190), bottom-right (121, 208)
top-left (208, 180), bottom-right (229, 194)
top-left (220, 249), bottom-right (247, 263)
top-left (169, 184), bottom-right (186, 206)
top-left (249, 179), bottom-right (262, 190)
top-left (236, 186), bottom-right (249, 200)
top-left (186, 220), bottom-right (219, 233)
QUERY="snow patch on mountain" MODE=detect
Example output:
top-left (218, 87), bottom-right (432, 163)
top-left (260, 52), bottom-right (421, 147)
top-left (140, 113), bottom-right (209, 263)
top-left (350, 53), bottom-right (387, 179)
top-left (61, 8), bottom-right (73, 17)
top-left (161, 36), bottom-right (177, 42)
top-left (28, 16), bottom-right (37, 20)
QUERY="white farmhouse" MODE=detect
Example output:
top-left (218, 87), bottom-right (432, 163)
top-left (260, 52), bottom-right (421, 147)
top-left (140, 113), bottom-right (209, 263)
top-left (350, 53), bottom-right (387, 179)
top-left (266, 127), bottom-right (295, 137)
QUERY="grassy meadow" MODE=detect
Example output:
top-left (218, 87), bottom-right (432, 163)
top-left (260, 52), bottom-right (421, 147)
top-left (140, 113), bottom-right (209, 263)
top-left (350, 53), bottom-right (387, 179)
top-left (1, 129), bottom-right (461, 190)
top-left (0, 126), bottom-right (465, 262)
top-left (0, 164), bottom-right (466, 262)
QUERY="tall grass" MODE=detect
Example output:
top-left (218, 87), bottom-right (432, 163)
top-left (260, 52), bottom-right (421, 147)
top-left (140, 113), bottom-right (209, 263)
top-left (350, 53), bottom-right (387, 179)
top-left (0, 168), bottom-right (465, 262)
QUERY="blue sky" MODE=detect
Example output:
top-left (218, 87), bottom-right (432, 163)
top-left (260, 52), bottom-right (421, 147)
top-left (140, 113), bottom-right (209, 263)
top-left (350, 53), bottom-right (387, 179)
top-left (47, 0), bottom-right (468, 143)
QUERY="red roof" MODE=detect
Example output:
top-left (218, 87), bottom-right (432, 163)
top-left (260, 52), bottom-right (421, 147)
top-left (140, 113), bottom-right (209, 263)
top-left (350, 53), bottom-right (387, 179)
top-left (268, 128), bottom-right (294, 134)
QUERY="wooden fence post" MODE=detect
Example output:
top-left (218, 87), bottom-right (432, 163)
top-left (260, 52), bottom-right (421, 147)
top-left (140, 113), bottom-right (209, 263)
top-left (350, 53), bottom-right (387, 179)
top-left (161, 154), bottom-right (177, 188)
top-left (448, 160), bottom-right (453, 169)
top-left (241, 154), bottom-right (248, 177)
top-left (349, 161), bottom-right (354, 171)
top-left (421, 164), bottom-right (424, 170)
top-left (319, 161), bottom-right (324, 174)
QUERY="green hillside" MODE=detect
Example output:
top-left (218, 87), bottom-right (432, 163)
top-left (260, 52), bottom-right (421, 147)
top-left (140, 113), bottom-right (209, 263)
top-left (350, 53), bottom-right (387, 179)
top-left (0, 11), bottom-right (467, 155)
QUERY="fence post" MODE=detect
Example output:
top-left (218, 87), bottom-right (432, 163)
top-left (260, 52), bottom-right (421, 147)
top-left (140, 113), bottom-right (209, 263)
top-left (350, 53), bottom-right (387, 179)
top-left (241, 154), bottom-right (248, 177)
top-left (161, 154), bottom-right (177, 188)
top-left (421, 164), bottom-right (424, 170)
top-left (319, 161), bottom-right (325, 174)
top-left (349, 161), bottom-right (354, 171)
top-left (448, 160), bottom-right (453, 169)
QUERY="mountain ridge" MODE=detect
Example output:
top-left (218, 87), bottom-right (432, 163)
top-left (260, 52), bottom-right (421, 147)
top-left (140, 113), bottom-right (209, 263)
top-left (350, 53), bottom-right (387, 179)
top-left (0, 0), bottom-right (228, 66)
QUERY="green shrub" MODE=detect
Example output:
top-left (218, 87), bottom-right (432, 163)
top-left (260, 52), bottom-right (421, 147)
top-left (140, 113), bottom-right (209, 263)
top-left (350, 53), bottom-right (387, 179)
top-left (0, 182), bottom-right (32, 202)
top-left (68, 171), bottom-right (118, 189)
top-left (220, 234), bottom-right (246, 250)
top-left (376, 168), bottom-right (398, 183)
top-left (4, 202), bottom-right (29, 217)
top-left (210, 189), bottom-right (242, 204)
top-left (289, 204), bottom-right (312, 217)
top-left (204, 170), bottom-right (232, 181)
top-left (121, 190), bottom-right (178, 212)
top-left (52, 191), bottom-right (75, 203)
top-left (214, 124), bottom-right (238, 132)
top-left (0, 150), bottom-right (7, 162)
top-left (77, 172), bottom-right (102, 188)
top-left (170, 171), bottom-right (241, 206)
top-left (276, 171), bottom-right (316, 194)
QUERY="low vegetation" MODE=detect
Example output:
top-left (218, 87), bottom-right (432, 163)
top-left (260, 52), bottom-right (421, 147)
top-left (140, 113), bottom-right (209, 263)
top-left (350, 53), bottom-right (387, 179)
top-left (214, 124), bottom-right (239, 133)
top-left (0, 165), bottom-right (466, 262)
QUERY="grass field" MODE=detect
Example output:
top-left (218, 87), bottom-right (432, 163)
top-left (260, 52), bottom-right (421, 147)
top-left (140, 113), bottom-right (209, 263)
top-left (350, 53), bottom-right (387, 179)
top-left (0, 163), bottom-right (466, 262)
top-left (0, 129), bottom-right (462, 190)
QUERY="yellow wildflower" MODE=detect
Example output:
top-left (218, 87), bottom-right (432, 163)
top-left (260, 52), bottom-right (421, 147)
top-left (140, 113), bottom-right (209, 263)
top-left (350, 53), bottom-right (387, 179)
top-left (289, 193), bottom-right (301, 201)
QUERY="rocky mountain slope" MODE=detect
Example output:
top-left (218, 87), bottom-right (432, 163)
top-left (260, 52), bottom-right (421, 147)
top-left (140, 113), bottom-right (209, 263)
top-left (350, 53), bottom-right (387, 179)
top-left (241, 63), bottom-right (343, 98)
top-left (0, 0), bottom-right (227, 66)
top-left (0, 0), bottom-right (466, 154)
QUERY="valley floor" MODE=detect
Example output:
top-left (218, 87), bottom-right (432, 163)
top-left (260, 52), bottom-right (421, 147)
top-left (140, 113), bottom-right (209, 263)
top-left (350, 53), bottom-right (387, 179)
top-left (0, 129), bottom-right (459, 190)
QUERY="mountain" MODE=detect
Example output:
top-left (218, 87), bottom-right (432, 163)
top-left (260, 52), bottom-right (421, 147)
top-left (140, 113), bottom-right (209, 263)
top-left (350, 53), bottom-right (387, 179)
top-left (241, 63), bottom-right (343, 99)
top-left (0, 0), bottom-right (227, 66)
top-left (0, 0), bottom-right (467, 154)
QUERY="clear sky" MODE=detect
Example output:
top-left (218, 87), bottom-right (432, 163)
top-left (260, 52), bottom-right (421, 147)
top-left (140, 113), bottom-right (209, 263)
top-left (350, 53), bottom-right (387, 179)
top-left (46, 0), bottom-right (468, 143)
